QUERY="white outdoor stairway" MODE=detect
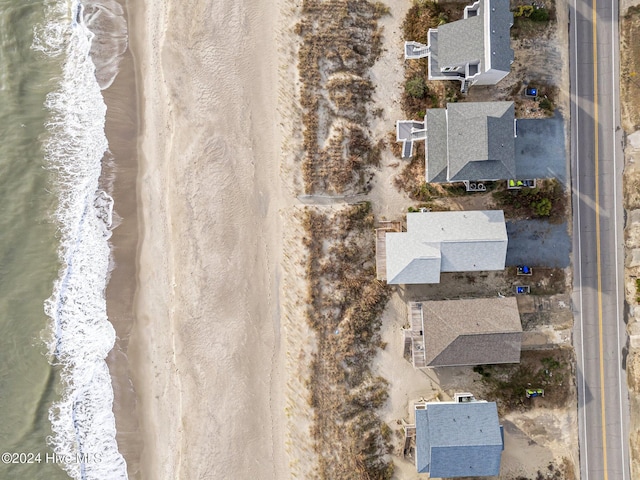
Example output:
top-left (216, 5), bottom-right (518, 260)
top-left (397, 120), bottom-right (427, 159)
top-left (405, 41), bottom-right (430, 59)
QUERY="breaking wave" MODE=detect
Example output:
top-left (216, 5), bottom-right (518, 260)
top-left (34, 1), bottom-right (127, 478)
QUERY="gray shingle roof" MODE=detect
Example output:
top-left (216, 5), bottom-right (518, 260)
top-left (426, 29), bottom-right (453, 81)
top-left (446, 102), bottom-right (516, 181)
top-left (438, 14), bottom-right (484, 68)
top-left (424, 0), bottom-right (513, 84)
top-left (425, 109), bottom-right (448, 182)
top-left (416, 402), bottom-right (503, 477)
top-left (429, 0), bottom-right (513, 74)
top-left (385, 211), bottom-right (507, 284)
top-left (489, 0), bottom-right (515, 71)
top-left (415, 297), bottom-right (523, 366)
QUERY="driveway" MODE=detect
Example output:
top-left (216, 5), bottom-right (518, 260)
top-left (515, 111), bottom-right (567, 185)
top-left (505, 220), bottom-right (570, 268)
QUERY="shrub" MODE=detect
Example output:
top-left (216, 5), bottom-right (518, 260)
top-left (533, 197), bottom-right (552, 216)
top-left (513, 5), bottom-right (549, 20)
top-left (513, 5), bottom-right (534, 17)
top-left (539, 97), bottom-right (554, 112)
top-left (406, 76), bottom-right (428, 98)
top-left (530, 7), bottom-right (550, 21)
top-left (413, 182), bottom-right (440, 201)
top-left (473, 365), bottom-right (491, 378)
top-left (373, 1), bottom-right (390, 16)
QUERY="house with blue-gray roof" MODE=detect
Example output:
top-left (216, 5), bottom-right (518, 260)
top-left (404, 0), bottom-right (514, 92)
top-left (414, 400), bottom-right (504, 477)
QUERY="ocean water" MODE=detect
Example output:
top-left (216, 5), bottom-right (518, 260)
top-left (0, 1), bottom-right (128, 479)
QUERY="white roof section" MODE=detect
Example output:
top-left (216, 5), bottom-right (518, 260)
top-left (386, 234), bottom-right (441, 284)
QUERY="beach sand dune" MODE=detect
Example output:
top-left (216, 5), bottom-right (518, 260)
top-left (127, 0), bottom-right (286, 477)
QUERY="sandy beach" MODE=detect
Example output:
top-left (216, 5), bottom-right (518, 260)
top-left (104, 0), bottom-right (289, 477)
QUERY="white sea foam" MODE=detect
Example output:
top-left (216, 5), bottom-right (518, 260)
top-left (35, 1), bottom-right (127, 479)
top-left (83, 0), bottom-right (128, 89)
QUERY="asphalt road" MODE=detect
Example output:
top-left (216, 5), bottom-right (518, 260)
top-left (570, 0), bottom-right (631, 478)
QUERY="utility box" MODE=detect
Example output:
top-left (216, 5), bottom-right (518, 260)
top-left (517, 265), bottom-right (533, 276)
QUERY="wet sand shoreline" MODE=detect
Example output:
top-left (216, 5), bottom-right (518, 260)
top-left (101, 0), bottom-right (143, 476)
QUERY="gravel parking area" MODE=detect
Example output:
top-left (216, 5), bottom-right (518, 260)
top-left (506, 220), bottom-right (570, 267)
top-left (515, 111), bottom-right (567, 185)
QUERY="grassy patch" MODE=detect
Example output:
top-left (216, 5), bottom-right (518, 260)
top-left (475, 348), bottom-right (574, 413)
top-left (401, 61), bottom-right (440, 119)
top-left (402, 0), bottom-right (444, 44)
top-left (302, 203), bottom-right (393, 479)
top-left (510, 0), bottom-right (556, 40)
top-left (393, 151), bottom-right (426, 198)
top-left (492, 178), bottom-right (566, 222)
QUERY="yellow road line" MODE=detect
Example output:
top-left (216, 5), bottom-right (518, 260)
top-left (592, 0), bottom-right (608, 477)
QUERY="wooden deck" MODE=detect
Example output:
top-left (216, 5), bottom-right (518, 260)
top-left (407, 302), bottom-right (427, 368)
top-left (402, 424), bottom-right (416, 459)
top-left (375, 221), bottom-right (402, 281)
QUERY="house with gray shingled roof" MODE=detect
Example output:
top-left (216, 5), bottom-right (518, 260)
top-left (405, 297), bottom-right (522, 368)
top-left (382, 210), bottom-right (507, 285)
top-left (405, 0), bottom-right (514, 92)
top-left (414, 400), bottom-right (504, 477)
top-left (397, 101), bottom-right (517, 182)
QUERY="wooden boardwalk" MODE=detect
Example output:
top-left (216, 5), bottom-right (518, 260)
top-left (375, 221), bottom-right (402, 281)
top-left (406, 302), bottom-right (427, 368)
top-left (403, 425), bottom-right (416, 458)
